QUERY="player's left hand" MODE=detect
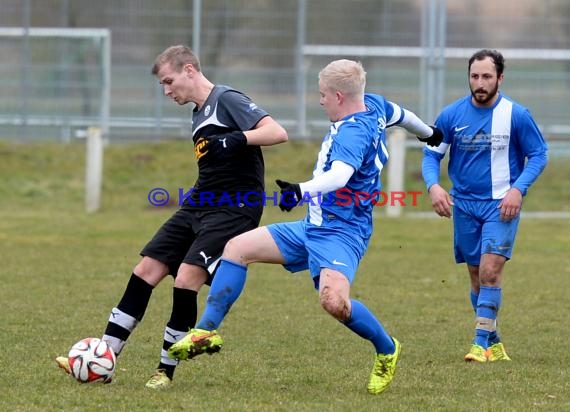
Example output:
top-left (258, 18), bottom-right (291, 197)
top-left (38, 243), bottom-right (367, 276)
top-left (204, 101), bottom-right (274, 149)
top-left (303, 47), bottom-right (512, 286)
top-left (417, 126), bottom-right (444, 147)
top-left (203, 131), bottom-right (247, 157)
top-left (276, 179), bottom-right (302, 212)
top-left (498, 188), bottom-right (523, 221)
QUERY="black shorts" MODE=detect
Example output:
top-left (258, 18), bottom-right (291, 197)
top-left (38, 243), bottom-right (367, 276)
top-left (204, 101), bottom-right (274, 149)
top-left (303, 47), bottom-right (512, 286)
top-left (140, 204), bottom-right (263, 280)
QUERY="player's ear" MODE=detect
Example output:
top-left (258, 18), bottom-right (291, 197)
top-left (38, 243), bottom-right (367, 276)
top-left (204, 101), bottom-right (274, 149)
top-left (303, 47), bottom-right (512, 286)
top-left (183, 63), bottom-right (195, 77)
top-left (498, 73), bottom-right (504, 85)
top-left (335, 90), bottom-right (343, 104)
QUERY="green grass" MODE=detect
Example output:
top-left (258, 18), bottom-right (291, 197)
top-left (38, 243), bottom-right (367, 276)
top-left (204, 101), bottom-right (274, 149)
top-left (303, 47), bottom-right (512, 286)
top-left (0, 139), bottom-right (569, 411)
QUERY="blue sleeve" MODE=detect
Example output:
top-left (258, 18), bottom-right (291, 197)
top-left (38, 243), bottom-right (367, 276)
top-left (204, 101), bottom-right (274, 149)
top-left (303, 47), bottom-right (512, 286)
top-left (512, 151), bottom-right (548, 195)
top-left (421, 114), bottom-right (449, 190)
top-left (385, 101), bottom-right (405, 127)
top-left (422, 148), bottom-right (444, 190)
top-left (511, 109), bottom-right (549, 195)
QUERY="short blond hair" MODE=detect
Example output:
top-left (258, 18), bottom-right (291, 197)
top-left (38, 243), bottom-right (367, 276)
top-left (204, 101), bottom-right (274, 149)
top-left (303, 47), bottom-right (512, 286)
top-left (151, 45), bottom-right (201, 75)
top-left (318, 59), bottom-right (366, 98)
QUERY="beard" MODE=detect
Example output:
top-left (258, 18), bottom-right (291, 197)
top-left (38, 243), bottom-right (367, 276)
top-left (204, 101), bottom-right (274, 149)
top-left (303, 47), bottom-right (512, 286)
top-left (470, 81), bottom-right (499, 106)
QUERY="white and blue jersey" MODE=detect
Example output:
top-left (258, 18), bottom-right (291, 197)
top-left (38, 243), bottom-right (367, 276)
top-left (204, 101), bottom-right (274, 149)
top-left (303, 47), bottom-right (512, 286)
top-left (423, 93), bottom-right (548, 200)
top-left (268, 93), bottom-right (407, 283)
top-left (306, 93), bottom-right (405, 239)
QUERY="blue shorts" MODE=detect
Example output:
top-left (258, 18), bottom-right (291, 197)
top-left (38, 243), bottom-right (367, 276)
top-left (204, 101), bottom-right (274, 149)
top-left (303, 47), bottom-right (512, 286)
top-left (452, 198), bottom-right (520, 266)
top-left (267, 220), bottom-right (368, 288)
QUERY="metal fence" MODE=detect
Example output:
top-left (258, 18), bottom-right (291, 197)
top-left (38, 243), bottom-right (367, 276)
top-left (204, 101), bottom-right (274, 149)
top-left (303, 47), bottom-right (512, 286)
top-left (1, 0), bottom-right (569, 141)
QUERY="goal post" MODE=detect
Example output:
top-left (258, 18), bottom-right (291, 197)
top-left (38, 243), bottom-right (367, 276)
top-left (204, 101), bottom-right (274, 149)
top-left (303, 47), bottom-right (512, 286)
top-left (0, 27), bottom-right (111, 212)
top-left (0, 27), bottom-right (111, 137)
top-left (386, 129), bottom-right (407, 218)
top-left (84, 127), bottom-right (104, 213)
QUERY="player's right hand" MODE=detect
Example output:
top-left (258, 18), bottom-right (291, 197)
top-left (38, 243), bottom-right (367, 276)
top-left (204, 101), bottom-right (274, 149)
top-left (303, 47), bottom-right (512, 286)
top-left (428, 184), bottom-right (453, 218)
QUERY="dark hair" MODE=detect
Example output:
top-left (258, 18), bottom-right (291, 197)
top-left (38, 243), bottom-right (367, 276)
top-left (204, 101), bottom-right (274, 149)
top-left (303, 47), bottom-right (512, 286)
top-left (468, 49), bottom-right (505, 76)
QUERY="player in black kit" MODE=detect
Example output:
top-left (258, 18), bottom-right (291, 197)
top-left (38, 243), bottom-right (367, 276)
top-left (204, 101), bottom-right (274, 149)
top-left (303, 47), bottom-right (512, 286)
top-left (55, 45), bottom-right (288, 388)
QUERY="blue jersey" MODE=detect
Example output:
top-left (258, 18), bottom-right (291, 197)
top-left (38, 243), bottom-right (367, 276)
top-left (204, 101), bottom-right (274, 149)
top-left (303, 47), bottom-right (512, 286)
top-left (305, 93), bottom-right (405, 239)
top-left (423, 93), bottom-right (548, 200)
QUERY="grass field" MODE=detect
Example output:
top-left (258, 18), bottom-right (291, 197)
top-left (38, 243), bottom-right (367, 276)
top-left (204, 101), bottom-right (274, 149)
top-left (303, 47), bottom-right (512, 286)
top-left (0, 139), bottom-right (569, 411)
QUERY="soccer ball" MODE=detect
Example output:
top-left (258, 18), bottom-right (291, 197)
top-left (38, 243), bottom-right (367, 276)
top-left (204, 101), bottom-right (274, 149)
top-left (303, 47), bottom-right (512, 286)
top-left (68, 337), bottom-right (116, 383)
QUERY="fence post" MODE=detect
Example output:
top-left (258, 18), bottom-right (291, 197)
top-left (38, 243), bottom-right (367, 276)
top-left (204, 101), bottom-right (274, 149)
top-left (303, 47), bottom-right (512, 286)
top-left (386, 129), bottom-right (406, 217)
top-left (85, 126), bottom-right (103, 213)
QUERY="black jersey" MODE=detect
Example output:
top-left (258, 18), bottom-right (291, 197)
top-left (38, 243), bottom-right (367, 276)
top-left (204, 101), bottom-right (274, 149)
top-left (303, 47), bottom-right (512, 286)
top-left (190, 85), bottom-right (269, 205)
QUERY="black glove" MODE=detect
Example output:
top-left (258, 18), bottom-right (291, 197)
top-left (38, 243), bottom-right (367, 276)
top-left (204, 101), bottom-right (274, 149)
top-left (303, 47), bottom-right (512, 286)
top-left (275, 179), bottom-right (302, 212)
top-left (417, 126), bottom-right (443, 147)
top-left (203, 131), bottom-right (247, 157)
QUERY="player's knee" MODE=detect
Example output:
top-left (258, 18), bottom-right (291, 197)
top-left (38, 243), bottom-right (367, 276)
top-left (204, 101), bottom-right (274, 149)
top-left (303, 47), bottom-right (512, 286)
top-left (479, 268), bottom-right (501, 285)
top-left (223, 233), bottom-right (255, 262)
top-left (133, 257), bottom-right (168, 286)
top-left (174, 264), bottom-right (208, 290)
top-left (479, 255), bottom-right (506, 285)
top-left (319, 287), bottom-right (350, 321)
top-left (223, 236), bottom-right (242, 257)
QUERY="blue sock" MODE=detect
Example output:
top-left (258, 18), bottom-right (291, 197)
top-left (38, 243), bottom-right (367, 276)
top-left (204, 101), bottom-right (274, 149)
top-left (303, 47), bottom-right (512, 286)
top-left (474, 286), bottom-right (501, 349)
top-left (343, 299), bottom-right (395, 354)
top-left (471, 289), bottom-right (500, 344)
top-left (195, 259), bottom-right (247, 331)
top-left (470, 290), bottom-right (478, 312)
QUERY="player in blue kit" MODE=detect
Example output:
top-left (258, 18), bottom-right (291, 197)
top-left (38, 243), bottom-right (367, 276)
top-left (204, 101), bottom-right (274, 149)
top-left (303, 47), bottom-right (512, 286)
top-left (168, 59), bottom-right (443, 394)
top-left (422, 49), bottom-right (548, 362)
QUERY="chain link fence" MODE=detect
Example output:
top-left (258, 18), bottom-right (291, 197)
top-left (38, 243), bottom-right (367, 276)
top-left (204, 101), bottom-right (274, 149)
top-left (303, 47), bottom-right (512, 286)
top-left (1, 0), bottom-right (569, 141)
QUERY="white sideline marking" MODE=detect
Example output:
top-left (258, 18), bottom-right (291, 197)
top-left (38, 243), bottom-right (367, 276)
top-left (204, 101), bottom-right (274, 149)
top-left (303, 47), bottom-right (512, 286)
top-left (374, 211), bottom-right (570, 219)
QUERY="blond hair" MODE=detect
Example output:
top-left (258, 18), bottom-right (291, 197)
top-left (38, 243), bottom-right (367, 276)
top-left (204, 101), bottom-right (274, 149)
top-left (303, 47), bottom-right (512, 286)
top-left (318, 59), bottom-right (366, 98)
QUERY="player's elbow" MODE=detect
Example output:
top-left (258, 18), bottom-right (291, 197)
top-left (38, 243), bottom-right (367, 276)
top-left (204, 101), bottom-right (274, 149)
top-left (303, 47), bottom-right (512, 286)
top-left (252, 117), bottom-right (289, 146)
top-left (267, 117), bottom-right (289, 144)
top-left (275, 126), bottom-right (289, 144)
top-left (264, 125), bottom-right (288, 146)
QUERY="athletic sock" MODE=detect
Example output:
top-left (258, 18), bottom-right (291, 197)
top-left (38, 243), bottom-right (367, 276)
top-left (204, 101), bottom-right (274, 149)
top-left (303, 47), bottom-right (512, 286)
top-left (471, 288), bottom-right (500, 344)
top-left (157, 287), bottom-right (198, 379)
top-left (102, 273), bottom-right (153, 356)
top-left (470, 289), bottom-right (478, 312)
top-left (488, 329), bottom-right (500, 345)
top-left (474, 286), bottom-right (501, 349)
top-left (196, 259), bottom-right (247, 331)
top-left (343, 299), bottom-right (395, 355)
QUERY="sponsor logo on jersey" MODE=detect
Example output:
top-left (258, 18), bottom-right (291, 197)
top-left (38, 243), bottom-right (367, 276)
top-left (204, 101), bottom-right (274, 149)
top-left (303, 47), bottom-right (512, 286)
top-left (194, 137), bottom-right (208, 159)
